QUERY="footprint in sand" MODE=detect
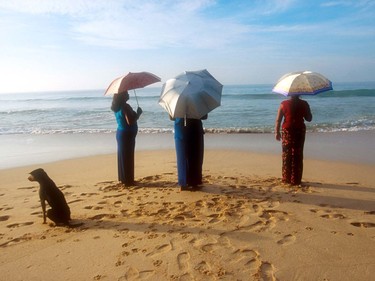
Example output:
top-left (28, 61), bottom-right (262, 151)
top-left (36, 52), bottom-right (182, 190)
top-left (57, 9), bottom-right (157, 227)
top-left (68, 199), bottom-right (83, 204)
top-left (277, 234), bottom-right (296, 245)
top-left (350, 222), bottom-right (375, 228)
top-left (208, 213), bottom-right (223, 224)
top-left (321, 213), bottom-right (346, 219)
top-left (201, 243), bottom-right (218, 253)
top-left (146, 242), bottom-right (172, 257)
top-left (6, 221), bottom-right (34, 228)
top-left (200, 236), bottom-right (233, 254)
top-left (194, 261), bottom-right (211, 275)
top-left (113, 200), bottom-right (122, 207)
top-left (231, 248), bottom-right (261, 272)
top-left (89, 214), bottom-right (116, 220)
top-left (261, 210), bottom-right (289, 222)
top-left (118, 267), bottom-right (154, 280)
top-left (173, 211), bottom-right (195, 221)
top-left (59, 184), bottom-right (72, 190)
top-left (0, 233), bottom-right (33, 247)
top-left (179, 273), bottom-right (194, 281)
top-left (17, 186), bottom-right (35, 190)
top-left (118, 266), bottom-right (139, 281)
top-left (0, 215), bottom-right (10, 221)
top-left (259, 262), bottom-right (277, 281)
top-left (177, 252), bottom-right (190, 271)
top-left (240, 220), bottom-right (269, 232)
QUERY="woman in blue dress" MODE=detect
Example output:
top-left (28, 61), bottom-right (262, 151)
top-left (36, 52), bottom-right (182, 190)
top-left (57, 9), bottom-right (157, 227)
top-left (111, 91), bottom-right (142, 186)
top-left (173, 115), bottom-right (206, 190)
top-left (173, 117), bottom-right (188, 189)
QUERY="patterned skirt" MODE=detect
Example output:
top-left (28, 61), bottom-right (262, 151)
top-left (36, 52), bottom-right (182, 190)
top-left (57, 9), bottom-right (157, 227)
top-left (281, 127), bottom-right (306, 185)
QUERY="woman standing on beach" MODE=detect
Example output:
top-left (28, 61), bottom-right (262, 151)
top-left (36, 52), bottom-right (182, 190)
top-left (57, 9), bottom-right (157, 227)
top-left (111, 91), bottom-right (142, 186)
top-left (186, 116), bottom-right (206, 187)
top-left (275, 95), bottom-right (312, 185)
top-left (173, 117), bottom-right (188, 189)
top-left (172, 115), bottom-right (206, 190)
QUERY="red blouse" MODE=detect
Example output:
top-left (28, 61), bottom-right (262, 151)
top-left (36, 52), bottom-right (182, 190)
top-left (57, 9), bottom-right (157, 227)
top-left (281, 99), bottom-right (311, 130)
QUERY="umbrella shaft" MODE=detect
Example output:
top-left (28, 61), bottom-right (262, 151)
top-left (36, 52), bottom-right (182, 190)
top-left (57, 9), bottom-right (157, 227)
top-left (133, 90), bottom-right (139, 107)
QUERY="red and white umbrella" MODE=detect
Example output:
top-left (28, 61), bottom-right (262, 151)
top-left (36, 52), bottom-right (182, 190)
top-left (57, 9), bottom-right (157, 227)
top-left (105, 71), bottom-right (161, 105)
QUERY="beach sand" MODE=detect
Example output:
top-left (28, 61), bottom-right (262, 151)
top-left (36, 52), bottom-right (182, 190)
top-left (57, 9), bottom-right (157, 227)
top-left (0, 134), bottom-right (374, 280)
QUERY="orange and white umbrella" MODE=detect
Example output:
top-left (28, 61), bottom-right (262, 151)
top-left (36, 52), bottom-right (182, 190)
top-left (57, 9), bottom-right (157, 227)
top-left (272, 71), bottom-right (332, 96)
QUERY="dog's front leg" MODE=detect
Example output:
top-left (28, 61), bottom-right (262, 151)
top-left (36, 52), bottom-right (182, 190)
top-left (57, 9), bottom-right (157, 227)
top-left (41, 200), bottom-right (47, 224)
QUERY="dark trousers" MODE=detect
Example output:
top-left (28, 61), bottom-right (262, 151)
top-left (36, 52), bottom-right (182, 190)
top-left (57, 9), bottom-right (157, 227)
top-left (174, 119), bottom-right (204, 187)
top-left (281, 128), bottom-right (306, 185)
top-left (116, 130), bottom-right (137, 185)
top-left (186, 129), bottom-right (204, 186)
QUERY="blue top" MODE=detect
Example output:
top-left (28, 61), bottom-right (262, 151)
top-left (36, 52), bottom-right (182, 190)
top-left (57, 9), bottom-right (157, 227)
top-left (115, 110), bottom-right (138, 132)
top-left (174, 118), bottom-right (185, 140)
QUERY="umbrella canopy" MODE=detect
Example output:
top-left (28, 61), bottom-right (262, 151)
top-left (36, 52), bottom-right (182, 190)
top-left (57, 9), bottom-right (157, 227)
top-left (272, 71), bottom-right (332, 96)
top-left (159, 69), bottom-right (223, 119)
top-left (104, 71), bottom-right (161, 96)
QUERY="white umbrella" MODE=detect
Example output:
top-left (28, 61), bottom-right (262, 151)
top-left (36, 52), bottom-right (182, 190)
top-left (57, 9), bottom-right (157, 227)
top-left (159, 69), bottom-right (223, 119)
top-left (272, 71), bottom-right (333, 96)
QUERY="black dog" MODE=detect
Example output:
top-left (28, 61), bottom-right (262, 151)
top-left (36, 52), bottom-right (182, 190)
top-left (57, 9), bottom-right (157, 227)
top-left (28, 168), bottom-right (71, 226)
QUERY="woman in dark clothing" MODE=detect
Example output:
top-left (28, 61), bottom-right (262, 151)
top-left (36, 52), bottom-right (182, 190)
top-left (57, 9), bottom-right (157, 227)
top-left (172, 115), bottom-right (206, 190)
top-left (275, 95), bottom-right (312, 185)
top-left (185, 118), bottom-right (205, 187)
top-left (111, 91), bottom-right (142, 186)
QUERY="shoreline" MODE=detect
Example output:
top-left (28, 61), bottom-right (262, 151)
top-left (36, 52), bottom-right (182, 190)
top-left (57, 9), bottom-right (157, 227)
top-left (2, 149), bottom-right (374, 189)
top-left (0, 130), bottom-right (374, 170)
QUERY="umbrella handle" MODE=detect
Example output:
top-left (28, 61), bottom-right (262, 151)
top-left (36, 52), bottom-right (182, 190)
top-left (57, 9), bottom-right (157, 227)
top-left (133, 90), bottom-right (139, 108)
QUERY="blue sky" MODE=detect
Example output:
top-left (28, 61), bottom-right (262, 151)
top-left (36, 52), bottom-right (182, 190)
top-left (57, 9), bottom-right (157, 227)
top-left (0, 0), bottom-right (374, 93)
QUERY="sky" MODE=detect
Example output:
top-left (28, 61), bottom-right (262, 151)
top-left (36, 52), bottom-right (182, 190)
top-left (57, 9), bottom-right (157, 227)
top-left (0, 0), bottom-right (374, 93)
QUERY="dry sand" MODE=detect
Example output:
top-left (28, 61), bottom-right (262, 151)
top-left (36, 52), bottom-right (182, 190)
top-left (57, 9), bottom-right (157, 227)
top-left (0, 149), bottom-right (374, 281)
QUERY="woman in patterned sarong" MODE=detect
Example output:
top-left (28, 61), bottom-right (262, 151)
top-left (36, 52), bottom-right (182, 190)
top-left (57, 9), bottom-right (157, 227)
top-left (275, 95), bottom-right (312, 185)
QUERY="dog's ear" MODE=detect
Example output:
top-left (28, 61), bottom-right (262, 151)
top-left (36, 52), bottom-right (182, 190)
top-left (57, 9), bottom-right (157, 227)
top-left (29, 168), bottom-right (44, 175)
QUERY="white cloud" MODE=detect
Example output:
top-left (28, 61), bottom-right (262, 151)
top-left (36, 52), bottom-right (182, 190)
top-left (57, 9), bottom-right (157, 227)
top-left (0, 0), bottom-right (251, 50)
top-left (0, 0), bottom-right (373, 92)
top-left (0, 0), bottom-right (108, 15)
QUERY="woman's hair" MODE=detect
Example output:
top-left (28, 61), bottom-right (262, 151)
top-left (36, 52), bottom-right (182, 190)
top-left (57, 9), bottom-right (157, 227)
top-left (290, 95), bottom-right (300, 119)
top-left (111, 92), bottom-right (127, 112)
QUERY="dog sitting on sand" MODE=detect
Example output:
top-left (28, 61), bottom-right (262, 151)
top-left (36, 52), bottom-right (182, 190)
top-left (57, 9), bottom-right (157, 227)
top-left (28, 168), bottom-right (72, 226)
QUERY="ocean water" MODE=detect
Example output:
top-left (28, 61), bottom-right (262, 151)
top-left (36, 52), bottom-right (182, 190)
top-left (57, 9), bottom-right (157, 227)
top-left (1, 83), bottom-right (374, 169)
top-left (0, 82), bottom-right (374, 135)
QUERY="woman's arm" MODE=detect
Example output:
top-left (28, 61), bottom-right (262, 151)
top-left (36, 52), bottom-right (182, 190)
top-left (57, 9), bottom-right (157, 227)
top-left (304, 103), bottom-right (312, 122)
top-left (275, 104), bottom-right (284, 141)
top-left (123, 104), bottom-right (138, 125)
